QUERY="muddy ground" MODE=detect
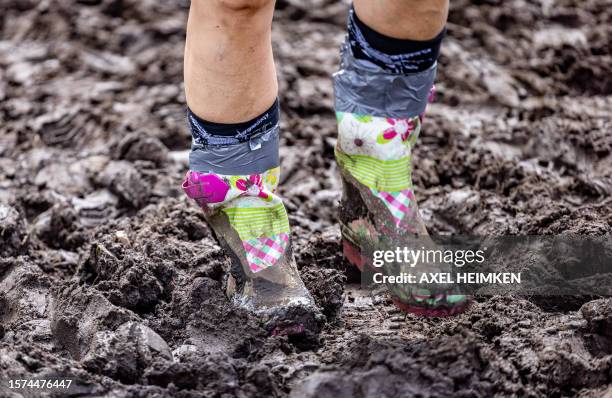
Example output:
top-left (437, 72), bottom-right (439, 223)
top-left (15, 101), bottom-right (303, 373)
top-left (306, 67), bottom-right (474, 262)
top-left (1, 0), bottom-right (612, 397)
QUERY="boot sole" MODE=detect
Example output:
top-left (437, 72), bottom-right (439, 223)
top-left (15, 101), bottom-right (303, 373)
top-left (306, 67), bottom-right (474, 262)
top-left (391, 297), bottom-right (471, 317)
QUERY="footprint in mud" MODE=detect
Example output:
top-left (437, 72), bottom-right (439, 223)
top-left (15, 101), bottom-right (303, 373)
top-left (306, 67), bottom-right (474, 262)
top-left (0, 258), bottom-right (54, 351)
top-left (72, 189), bottom-right (118, 227)
top-left (32, 105), bottom-right (87, 147)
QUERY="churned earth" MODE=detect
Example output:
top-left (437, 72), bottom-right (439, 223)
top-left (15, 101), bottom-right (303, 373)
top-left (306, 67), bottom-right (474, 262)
top-left (1, 0), bottom-right (611, 397)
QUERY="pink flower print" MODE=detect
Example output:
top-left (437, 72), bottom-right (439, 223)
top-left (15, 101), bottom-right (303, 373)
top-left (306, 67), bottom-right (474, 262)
top-left (377, 118), bottom-right (415, 145)
top-left (235, 174), bottom-right (272, 201)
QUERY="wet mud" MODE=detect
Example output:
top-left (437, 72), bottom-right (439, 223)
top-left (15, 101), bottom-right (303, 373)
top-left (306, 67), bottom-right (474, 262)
top-left (1, 0), bottom-right (611, 397)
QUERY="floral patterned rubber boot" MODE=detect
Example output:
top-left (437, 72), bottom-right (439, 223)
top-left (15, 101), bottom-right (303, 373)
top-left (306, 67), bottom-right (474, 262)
top-left (335, 109), bottom-right (470, 317)
top-left (333, 30), bottom-right (472, 316)
top-left (183, 167), bottom-right (324, 335)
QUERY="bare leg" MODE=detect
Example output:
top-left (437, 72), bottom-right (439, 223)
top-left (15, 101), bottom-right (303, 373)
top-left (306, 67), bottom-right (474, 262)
top-left (184, 0), bottom-right (278, 123)
top-left (353, 0), bottom-right (449, 40)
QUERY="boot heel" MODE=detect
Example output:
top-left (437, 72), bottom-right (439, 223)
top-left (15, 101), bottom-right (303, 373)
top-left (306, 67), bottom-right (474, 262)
top-left (341, 237), bottom-right (366, 272)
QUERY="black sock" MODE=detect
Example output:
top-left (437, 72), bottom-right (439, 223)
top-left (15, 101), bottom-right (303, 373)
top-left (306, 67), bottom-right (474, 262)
top-left (188, 98), bottom-right (279, 146)
top-left (347, 7), bottom-right (445, 74)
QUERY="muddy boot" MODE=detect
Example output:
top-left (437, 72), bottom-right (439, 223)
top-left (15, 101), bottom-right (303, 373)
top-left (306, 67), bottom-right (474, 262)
top-left (333, 12), bottom-right (470, 316)
top-left (182, 104), bottom-right (323, 336)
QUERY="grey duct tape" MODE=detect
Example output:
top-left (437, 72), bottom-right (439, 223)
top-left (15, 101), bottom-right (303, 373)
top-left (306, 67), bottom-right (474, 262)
top-left (333, 42), bottom-right (437, 119)
top-left (189, 125), bottom-right (280, 175)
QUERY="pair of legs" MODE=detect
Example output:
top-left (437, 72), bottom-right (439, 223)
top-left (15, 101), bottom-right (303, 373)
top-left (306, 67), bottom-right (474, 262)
top-left (182, 0), bottom-right (466, 333)
top-left (185, 0), bottom-right (449, 123)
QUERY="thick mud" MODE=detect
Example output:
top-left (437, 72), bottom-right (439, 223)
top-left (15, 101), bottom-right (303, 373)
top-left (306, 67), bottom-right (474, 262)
top-left (1, 0), bottom-right (611, 397)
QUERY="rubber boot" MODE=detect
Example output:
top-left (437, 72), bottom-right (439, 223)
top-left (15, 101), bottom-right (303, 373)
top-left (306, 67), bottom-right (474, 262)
top-left (183, 122), bottom-right (323, 335)
top-left (334, 41), bottom-right (470, 317)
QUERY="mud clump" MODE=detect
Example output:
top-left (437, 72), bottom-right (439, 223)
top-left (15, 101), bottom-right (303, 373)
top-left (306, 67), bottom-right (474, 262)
top-left (0, 204), bottom-right (27, 257)
top-left (581, 299), bottom-right (612, 342)
top-left (31, 202), bottom-right (86, 250)
top-left (0, 263), bottom-right (51, 321)
top-left (301, 267), bottom-right (346, 319)
top-left (79, 241), bottom-right (168, 313)
top-left (82, 321), bottom-right (172, 384)
top-left (292, 335), bottom-right (507, 398)
top-left (144, 352), bottom-right (241, 393)
top-left (96, 161), bottom-right (152, 209)
top-left (116, 132), bottom-right (170, 167)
